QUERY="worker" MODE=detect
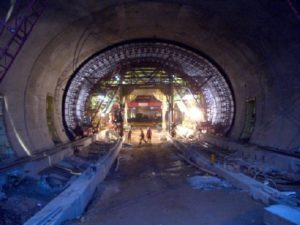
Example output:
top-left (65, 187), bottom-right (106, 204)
top-left (139, 129), bottom-right (147, 145)
top-left (73, 123), bottom-right (83, 139)
top-left (119, 124), bottom-right (124, 137)
top-left (171, 122), bottom-right (176, 138)
top-left (127, 127), bottom-right (132, 143)
top-left (146, 127), bottom-right (152, 144)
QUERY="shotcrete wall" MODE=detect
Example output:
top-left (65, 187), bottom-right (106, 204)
top-left (0, 0), bottom-right (299, 156)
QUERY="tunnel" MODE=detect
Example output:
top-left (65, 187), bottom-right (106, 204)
top-left (63, 40), bottom-right (235, 140)
top-left (0, 1), bottom-right (300, 225)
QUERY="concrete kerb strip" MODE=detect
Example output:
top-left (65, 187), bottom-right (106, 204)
top-left (264, 204), bottom-right (300, 225)
top-left (24, 138), bottom-right (123, 225)
top-left (0, 136), bottom-right (96, 193)
top-left (203, 135), bottom-right (300, 175)
top-left (0, 135), bottom-right (95, 175)
top-left (166, 135), bottom-right (298, 206)
top-left (168, 136), bottom-right (300, 224)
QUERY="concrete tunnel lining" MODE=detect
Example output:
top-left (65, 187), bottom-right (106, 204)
top-left (0, 1), bottom-right (299, 157)
top-left (0, 1), bottom-right (300, 224)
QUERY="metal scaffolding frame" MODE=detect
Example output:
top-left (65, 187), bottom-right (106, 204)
top-left (0, 0), bottom-right (47, 82)
top-left (63, 42), bottom-right (235, 134)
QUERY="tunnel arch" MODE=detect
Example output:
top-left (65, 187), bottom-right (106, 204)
top-left (63, 40), bottom-right (235, 139)
top-left (4, 0), bottom-right (299, 155)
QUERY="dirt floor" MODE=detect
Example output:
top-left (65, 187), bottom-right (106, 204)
top-left (65, 129), bottom-right (265, 225)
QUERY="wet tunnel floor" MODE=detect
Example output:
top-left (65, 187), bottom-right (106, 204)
top-left (67, 142), bottom-right (265, 225)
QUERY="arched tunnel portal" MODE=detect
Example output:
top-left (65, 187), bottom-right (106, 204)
top-left (63, 41), bottom-right (235, 140)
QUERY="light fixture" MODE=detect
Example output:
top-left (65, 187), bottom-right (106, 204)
top-left (187, 106), bottom-right (204, 121)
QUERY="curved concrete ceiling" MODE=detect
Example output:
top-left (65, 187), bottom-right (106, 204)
top-left (0, 0), bottom-right (299, 156)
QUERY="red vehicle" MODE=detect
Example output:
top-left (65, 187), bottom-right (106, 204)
top-left (127, 95), bottom-right (162, 125)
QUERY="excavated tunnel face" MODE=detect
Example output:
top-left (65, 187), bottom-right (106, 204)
top-left (63, 41), bottom-right (235, 138)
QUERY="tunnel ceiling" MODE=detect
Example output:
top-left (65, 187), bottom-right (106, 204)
top-left (64, 41), bottom-right (234, 134)
top-left (0, 0), bottom-right (299, 155)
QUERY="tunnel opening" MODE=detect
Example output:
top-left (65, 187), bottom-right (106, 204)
top-left (62, 40), bottom-right (235, 140)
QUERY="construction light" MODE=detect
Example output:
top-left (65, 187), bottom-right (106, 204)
top-left (201, 129), bottom-right (207, 134)
top-left (182, 94), bottom-right (194, 101)
top-left (187, 106), bottom-right (204, 121)
top-left (176, 125), bottom-right (194, 137)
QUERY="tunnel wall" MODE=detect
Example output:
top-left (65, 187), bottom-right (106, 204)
top-left (0, 0), bottom-right (299, 156)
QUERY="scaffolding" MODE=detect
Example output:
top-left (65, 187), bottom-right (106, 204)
top-left (63, 42), bottom-right (235, 136)
top-left (0, 0), bottom-right (47, 82)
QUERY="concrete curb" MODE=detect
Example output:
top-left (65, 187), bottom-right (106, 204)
top-left (1, 135), bottom-right (96, 174)
top-left (167, 135), bottom-right (297, 206)
top-left (203, 135), bottom-right (300, 175)
top-left (24, 139), bottom-right (123, 225)
top-left (264, 204), bottom-right (300, 225)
